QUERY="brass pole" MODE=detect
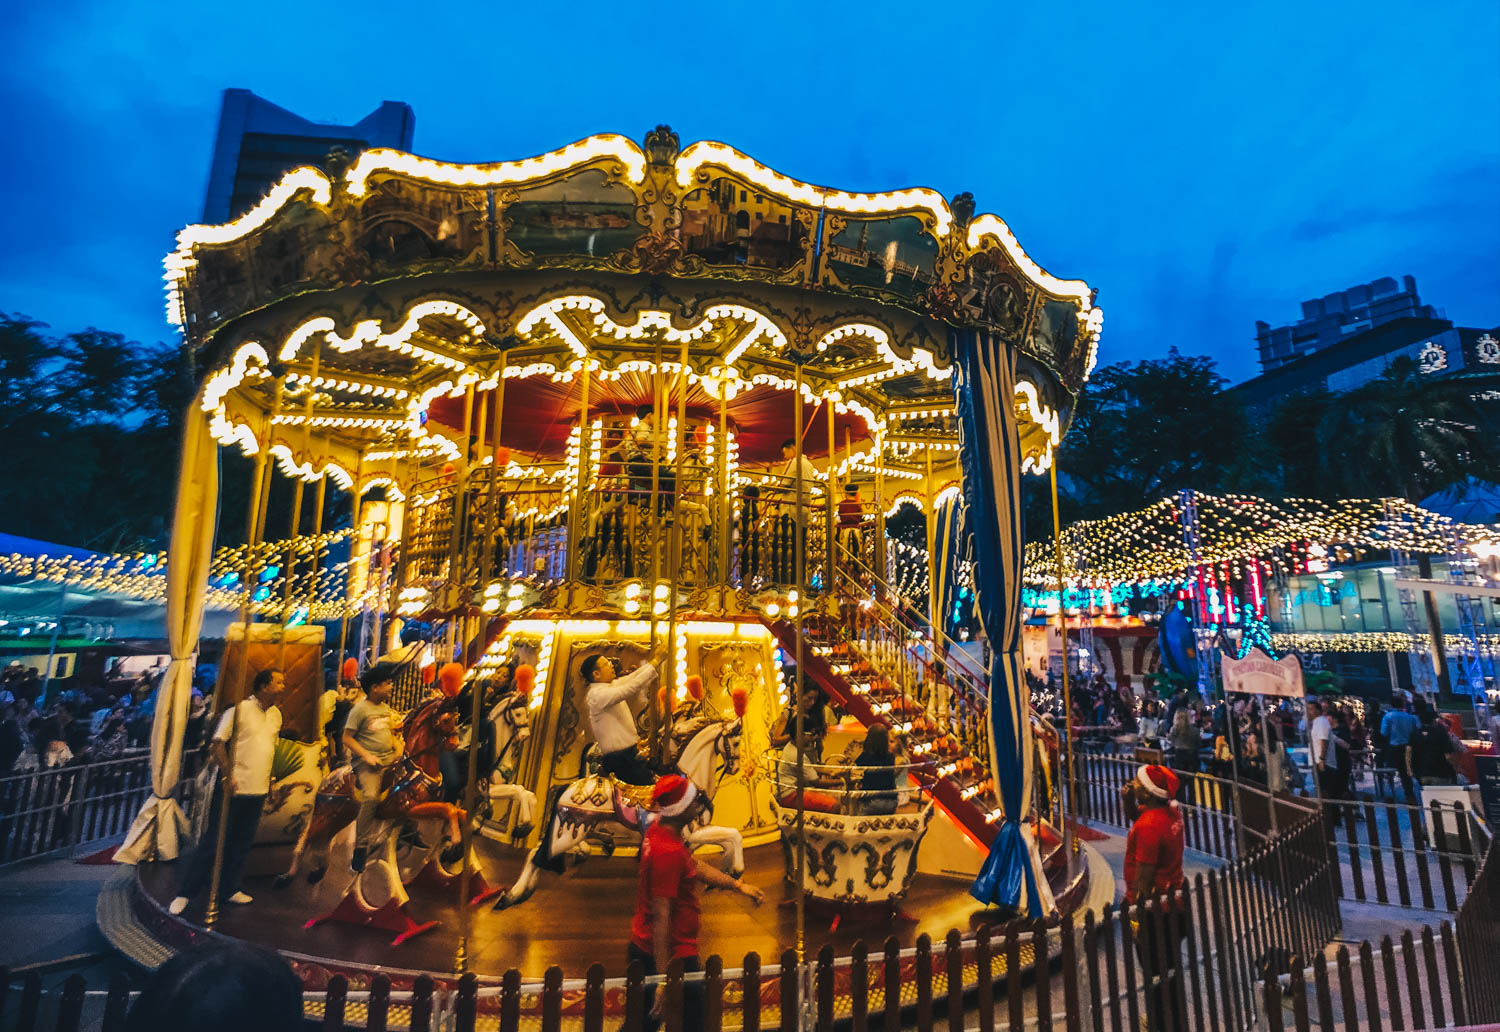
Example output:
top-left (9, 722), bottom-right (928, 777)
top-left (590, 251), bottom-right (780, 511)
top-left (717, 380), bottom-right (730, 606)
top-left (792, 363), bottom-right (807, 966)
top-left (206, 379), bottom-right (280, 928)
top-left (925, 446), bottom-right (938, 638)
top-left (334, 454), bottom-right (363, 679)
top-left (648, 341), bottom-right (665, 764)
top-left (1049, 456), bottom-right (1078, 856)
top-left (666, 339), bottom-right (688, 744)
top-left (566, 361), bottom-right (590, 591)
top-left (825, 398), bottom-right (836, 602)
top-left (874, 429), bottom-right (887, 585)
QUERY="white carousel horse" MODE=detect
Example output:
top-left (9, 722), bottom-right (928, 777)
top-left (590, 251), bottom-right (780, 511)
top-left (480, 687), bottom-right (538, 834)
top-left (491, 713), bottom-right (745, 910)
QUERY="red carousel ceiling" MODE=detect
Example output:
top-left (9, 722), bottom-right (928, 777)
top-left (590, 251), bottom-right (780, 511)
top-left (426, 373), bottom-right (871, 465)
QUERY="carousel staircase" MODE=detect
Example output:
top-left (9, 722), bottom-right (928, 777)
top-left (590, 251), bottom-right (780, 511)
top-left (760, 572), bottom-right (1011, 852)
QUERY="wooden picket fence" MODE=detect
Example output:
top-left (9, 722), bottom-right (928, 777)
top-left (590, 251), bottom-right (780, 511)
top-left (0, 807), bottom-right (1358, 1032)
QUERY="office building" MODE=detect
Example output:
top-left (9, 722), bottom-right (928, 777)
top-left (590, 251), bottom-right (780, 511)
top-left (1254, 275), bottom-right (1437, 372)
top-left (202, 89), bottom-right (415, 223)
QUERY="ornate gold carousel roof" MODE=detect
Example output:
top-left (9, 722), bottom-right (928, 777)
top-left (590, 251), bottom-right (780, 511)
top-left (169, 127), bottom-right (1100, 494)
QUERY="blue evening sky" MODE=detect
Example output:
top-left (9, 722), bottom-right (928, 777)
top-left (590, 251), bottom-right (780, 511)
top-left (1, 0), bottom-right (1495, 385)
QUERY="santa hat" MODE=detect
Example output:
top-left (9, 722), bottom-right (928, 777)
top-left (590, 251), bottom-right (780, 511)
top-left (650, 774), bottom-right (700, 818)
top-left (1137, 764), bottom-right (1180, 806)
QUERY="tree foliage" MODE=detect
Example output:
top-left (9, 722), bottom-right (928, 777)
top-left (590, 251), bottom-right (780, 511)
top-left (1051, 348), bottom-right (1253, 522)
top-left (0, 313), bottom-right (193, 552)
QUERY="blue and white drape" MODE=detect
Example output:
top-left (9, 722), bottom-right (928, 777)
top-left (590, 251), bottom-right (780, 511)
top-left (951, 329), bottom-right (1056, 916)
top-left (932, 493), bottom-right (966, 639)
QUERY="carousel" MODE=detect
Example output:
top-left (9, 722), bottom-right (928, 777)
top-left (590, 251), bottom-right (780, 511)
top-left (101, 126), bottom-right (1112, 1023)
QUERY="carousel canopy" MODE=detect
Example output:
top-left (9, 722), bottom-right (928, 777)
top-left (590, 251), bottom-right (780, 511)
top-left (168, 126), bottom-right (1101, 494)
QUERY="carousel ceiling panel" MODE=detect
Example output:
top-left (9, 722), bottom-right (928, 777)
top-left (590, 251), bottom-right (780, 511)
top-left (168, 128), bottom-right (1101, 397)
top-left (426, 377), bottom-right (873, 466)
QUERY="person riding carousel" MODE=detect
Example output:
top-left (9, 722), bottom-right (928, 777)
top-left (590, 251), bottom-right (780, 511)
top-left (344, 662), bottom-right (403, 873)
top-left (584, 641), bottom-right (668, 785)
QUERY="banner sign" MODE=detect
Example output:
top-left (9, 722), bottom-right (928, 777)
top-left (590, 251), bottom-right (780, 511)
top-left (1220, 647), bottom-right (1305, 698)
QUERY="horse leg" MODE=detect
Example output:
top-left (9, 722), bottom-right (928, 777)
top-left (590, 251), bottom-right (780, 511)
top-left (685, 824), bottom-right (745, 877)
top-left (492, 821), bottom-right (586, 911)
top-left (273, 816), bottom-right (314, 889)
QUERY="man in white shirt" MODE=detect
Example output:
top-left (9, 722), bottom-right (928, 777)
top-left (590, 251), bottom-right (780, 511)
top-left (584, 643), bottom-right (666, 785)
top-left (170, 668), bottom-right (285, 915)
top-left (345, 663), bottom-right (403, 872)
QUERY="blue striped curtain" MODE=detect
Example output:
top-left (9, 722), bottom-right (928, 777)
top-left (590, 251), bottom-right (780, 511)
top-left (951, 329), bottom-right (1055, 916)
top-left (932, 494), bottom-right (965, 639)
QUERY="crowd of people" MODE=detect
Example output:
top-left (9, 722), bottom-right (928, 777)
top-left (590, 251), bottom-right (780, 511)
top-left (0, 660), bottom-right (196, 776)
top-left (1031, 663), bottom-right (1485, 806)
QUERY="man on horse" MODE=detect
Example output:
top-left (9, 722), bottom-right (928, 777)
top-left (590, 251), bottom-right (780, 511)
top-left (583, 643), bottom-right (666, 786)
top-left (345, 663), bottom-right (402, 872)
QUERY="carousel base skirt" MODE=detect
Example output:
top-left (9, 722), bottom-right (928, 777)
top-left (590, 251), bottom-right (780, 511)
top-left (102, 831), bottom-right (1103, 1027)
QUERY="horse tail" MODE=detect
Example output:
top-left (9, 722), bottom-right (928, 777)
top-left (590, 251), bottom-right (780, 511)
top-left (532, 783), bottom-right (571, 874)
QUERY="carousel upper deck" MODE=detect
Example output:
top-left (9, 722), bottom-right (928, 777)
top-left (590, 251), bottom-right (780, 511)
top-left (170, 126), bottom-right (1100, 639)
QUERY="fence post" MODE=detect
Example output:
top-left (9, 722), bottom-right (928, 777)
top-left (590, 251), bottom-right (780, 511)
top-left (1431, 800), bottom-right (1459, 911)
top-left (779, 949), bottom-right (797, 1032)
top-left (16, 970), bottom-right (41, 1032)
top-left (367, 974), bottom-right (391, 1032)
top-left (410, 975), bottom-right (435, 1032)
top-left (1261, 972), bottom-right (1285, 1032)
top-left (323, 974), bottom-right (348, 1032)
top-left (1005, 920), bottom-right (1024, 1032)
top-left (944, 930), bottom-right (963, 1032)
top-left (744, 952), bottom-right (762, 1032)
top-left (704, 955), bottom-right (723, 1032)
top-left (622, 959), bottom-right (644, 1032)
top-left (1287, 958), bottom-right (1308, 1032)
top-left (1033, 918), bottom-right (1054, 1032)
top-left (1378, 935), bottom-right (1403, 1031)
top-left (1439, 921), bottom-right (1467, 1028)
top-left (101, 970), bottom-right (132, 1032)
top-left (66, 765), bottom-right (91, 857)
top-left (54, 972), bottom-right (85, 1032)
top-left (915, 933), bottom-right (933, 1032)
top-left (1312, 953), bottom-right (1334, 1032)
top-left (849, 942), bottom-right (868, 1032)
top-left (976, 923), bottom-right (995, 1032)
top-left (662, 959), bottom-right (684, 1032)
top-left (1418, 926), bottom-right (1444, 1029)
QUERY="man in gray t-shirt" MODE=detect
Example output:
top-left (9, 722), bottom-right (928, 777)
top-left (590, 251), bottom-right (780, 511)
top-left (344, 665), bottom-right (403, 871)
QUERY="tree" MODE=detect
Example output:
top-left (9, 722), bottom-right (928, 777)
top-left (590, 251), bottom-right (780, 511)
top-left (1313, 356), bottom-right (1500, 501)
top-left (0, 313), bottom-right (190, 552)
top-left (1050, 349), bottom-right (1253, 527)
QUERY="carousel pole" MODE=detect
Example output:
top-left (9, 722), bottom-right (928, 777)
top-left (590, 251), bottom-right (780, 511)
top-left (487, 353), bottom-right (507, 579)
top-left (278, 348), bottom-right (319, 670)
top-left (874, 429), bottom-right (887, 587)
top-left (335, 454), bottom-right (363, 679)
top-left (566, 358), bottom-right (590, 591)
top-left (792, 362), bottom-right (808, 972)
top-left (455, 382), bottom-right (493, 977)
top-left (666, 339), bottom-right (689, 740)
top-left (206, 378), bottom-right (281, 929)
top-left (1049, 454), bottom-right (1078, 856)
top-left (925, 446), bottom-right (938, 642)
top-left (824, 398), bottom-right (837, 600)
top-left (717, 377), bottom-right (730, 606)
top-left (449, 381), bottom-right (476, 658)
top-left (648, 341), bottom-right (665, 765)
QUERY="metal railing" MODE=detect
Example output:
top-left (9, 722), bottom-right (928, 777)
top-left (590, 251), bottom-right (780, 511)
top-left (0, 754), bottom-right (156, 866)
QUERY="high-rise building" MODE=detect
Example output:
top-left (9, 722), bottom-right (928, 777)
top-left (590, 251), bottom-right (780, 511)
top-left (202, 89), bottom-right (415, 223)
top-left (1254, 275), bottom-right (1437, 372)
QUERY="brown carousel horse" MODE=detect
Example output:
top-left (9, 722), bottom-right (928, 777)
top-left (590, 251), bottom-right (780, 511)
top-left (274, 694), bottom-right (467, 889)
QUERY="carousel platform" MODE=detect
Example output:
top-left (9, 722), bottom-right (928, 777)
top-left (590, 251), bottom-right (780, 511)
top-left (100, 832), bottom-right (1108, 1026)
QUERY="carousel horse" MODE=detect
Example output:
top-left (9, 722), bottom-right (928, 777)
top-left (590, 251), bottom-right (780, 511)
top-left (492, 697), bottom-right (747, 911)
top-left (480, 681), bottom-right (539, 835)
top-left (274, 694), bottom-right (468, 890)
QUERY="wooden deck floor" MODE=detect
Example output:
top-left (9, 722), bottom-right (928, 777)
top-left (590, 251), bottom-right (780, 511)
top-left (138, 837), bottom-right (1013, 980)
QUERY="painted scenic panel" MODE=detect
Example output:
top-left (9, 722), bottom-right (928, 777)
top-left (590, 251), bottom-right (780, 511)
top-left (821, 214), bottom-right (939, 301)
top-left (1030, 298), bottom-right (1079, 366)
top-left (504, 170), bottom-right (639, 260)
top-left (680, 178), bottom-right (810, 274)
top-left (357, 176), bottom-right (486, 270)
